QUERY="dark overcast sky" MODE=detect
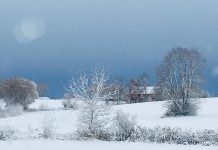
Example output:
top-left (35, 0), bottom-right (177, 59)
top-left (0, 0), bottom-right (218, 97)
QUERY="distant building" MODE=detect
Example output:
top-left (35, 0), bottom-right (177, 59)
top-left (145, 86), bottom-right (155, 101)
top-left (129, 86), bottom-right (155, 103)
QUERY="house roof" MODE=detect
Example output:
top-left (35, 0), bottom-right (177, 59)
top-left (146, 86), bottom-right (155, 95)
top-left (137, 86), bottom-right (155, 95)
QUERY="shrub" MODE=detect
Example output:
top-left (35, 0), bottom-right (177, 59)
top-left (76, 128), bottom-right (112, 141)
top-left (0, 127), bottom-right (16, 140)
top-left (127, 127), bottom-right (218, 146)
top-left (112, 110), bottom-right (137, 141)
top-left (164, 99), bottom-right (199, 117)
top-left (41, 116), bottom-right (56, 139)
top-left (75, 123), bottom-right (218, 146)
top-left (62, 99), bottom-right (77, 109)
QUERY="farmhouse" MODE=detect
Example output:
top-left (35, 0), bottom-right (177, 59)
top-left (129, 86), bottom-right (155, 103)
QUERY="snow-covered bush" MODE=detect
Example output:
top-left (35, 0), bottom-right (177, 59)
top-left (0, 127), bottom-right (16, 141)
top-left (62, 99), bottom-right (77, 109)
top-left (0, 124), bottom-right (217, 146)
top-left (112, 110), bottom-right (137, 141)
top-left (74, 123), bottom-right (218, 145)
top-left (196, 129), bottom-right (218, 146)
top-left (164, 99), bottom-right (199, 117)
top-left (26, 125), bottom-right (41, 139)
top-left (76, 101), bottom-right (111, 139)
top-left (76, 128), bottom-right (112, 141)
top-left (41, 116), bottom-right (56, 139)
top-left (126, 126), bottom-right (218, 146)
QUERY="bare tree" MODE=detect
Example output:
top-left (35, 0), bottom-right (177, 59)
top-left (153, 86), bottom-right (168, 101)
top-left (1, 77), bottom-right (39, 110)
top-left (106, 77), bottom-right (126, 104)
top-left (156, 48), bottom-right (206, 116)
top-left (128, 73), bottom-right (148, 103)
top-left (129, 79), bottom-right (141, 103)
top-left (66, 69), bottom-right (114, 138)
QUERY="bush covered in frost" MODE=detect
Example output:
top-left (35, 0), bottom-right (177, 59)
top-left (127, 127), bottom-right (218, 146)
top-left (41, 116), bottom-right (56, 139)
top-left (75, 110), bottom-right (218, 146)
top-left (111, 110), bottom-right (137, 141)
top-left (75, 124), bottom-right (218, 146)
top-left (62, 99), bottom-right (77, 110)
top-left (0, 127), bottom-right (16, 141)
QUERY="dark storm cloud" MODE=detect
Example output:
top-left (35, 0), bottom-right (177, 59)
top-left (0, 0), bottom-right (218, 97)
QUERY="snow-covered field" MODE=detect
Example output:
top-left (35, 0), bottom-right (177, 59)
top-left (0, 97), bottom-right (218, 149)
top-left (1, 140), bottom-right (217, 150)
top-left (0, 97), bottom-right (218, 133)
top-left (116, 98), bottom-right (218, 130)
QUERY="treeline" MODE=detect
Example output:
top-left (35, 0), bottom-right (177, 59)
top-left (0, 47), bottom-right (216, 146)
top-left (65, 47), bottom-right (208, 117)
top-left (0, 47), bottom-right (208, 117)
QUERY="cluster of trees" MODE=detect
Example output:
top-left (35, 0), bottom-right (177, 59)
top-left (0, 47), bottom-right (208, 141)
top-left (0, 77), bottom-right (47, 110)
top-left (106, 48), bottom-right (207, 109)
top-left (0, 47), bottom-right (206, 118)
top-left (64, 73), bottom-right (151, 105)
top-left (90, 73), bottom-right (151, 104)
top-left (65, 47), bottom-right (207, 136)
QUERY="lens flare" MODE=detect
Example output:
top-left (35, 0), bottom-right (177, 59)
top-left (14, 17), bottom-right (46, 44)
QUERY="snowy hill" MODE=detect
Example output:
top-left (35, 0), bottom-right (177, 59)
top-left (115, 98), bottom-right (218, 130)
top-left (0, 97), bottom-right (218, 133)
top-left (0, 97), bottom-right (218, 150)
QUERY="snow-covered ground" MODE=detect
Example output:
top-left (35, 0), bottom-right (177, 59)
top-left (0, 97), bottom-right (218, 133)
top-left (1, 140), bottom-right (217, 150)
top-left (0, 97), bottom-right (218, 149)
top-left (115, 98), bottom-right (218, 130)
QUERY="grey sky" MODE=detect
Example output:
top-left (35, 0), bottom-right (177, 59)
top-left (0, 0), bottom-right (218, 97)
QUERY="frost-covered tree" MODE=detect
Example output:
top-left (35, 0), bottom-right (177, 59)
top-left (66, 69), bottom-right (115, 138)
top-left (1, 77), bottom-right (39, 110)
top-left (156, 48), bottom-right (206, 116)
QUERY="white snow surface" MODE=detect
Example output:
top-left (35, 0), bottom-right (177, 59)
top-left (0, 97), bottom-right (218, 134)
top-left (0, 140), bottom-right (217, 150)
top-left (116, 98), bottom-right (218, 130)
